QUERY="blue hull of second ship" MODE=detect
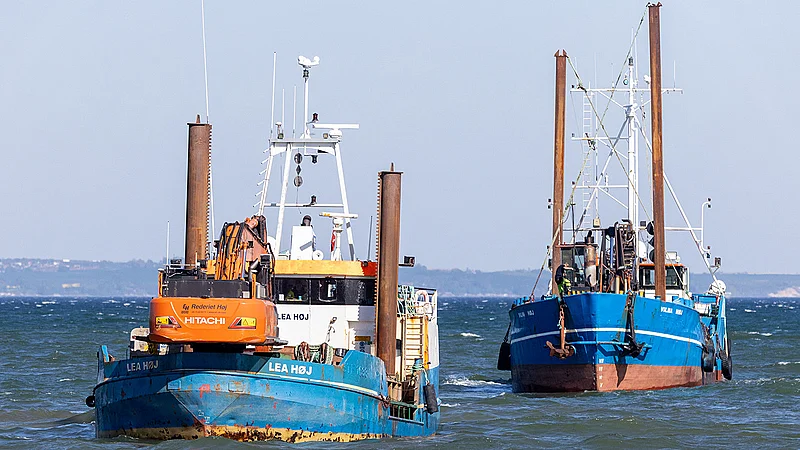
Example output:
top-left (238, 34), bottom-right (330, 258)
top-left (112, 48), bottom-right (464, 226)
top-left (508, 292), bottom-right (727, 392)
top-left (92, 348), bottom-right (439, 442)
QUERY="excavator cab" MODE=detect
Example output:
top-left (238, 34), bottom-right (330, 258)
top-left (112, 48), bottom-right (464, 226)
top-left (148, 216), bottom-right (282, 347)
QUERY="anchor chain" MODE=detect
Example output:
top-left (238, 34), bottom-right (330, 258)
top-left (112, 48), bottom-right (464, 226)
top-left (546, 298), bottom-right (575, 359)
top-left (624, 291), bottom-right (645, 357)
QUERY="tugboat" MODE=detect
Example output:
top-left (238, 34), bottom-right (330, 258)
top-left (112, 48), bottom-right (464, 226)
top-left (497, 4), bottom-right (732, 392)
top-left (87, 57), bottom-right (440, 441)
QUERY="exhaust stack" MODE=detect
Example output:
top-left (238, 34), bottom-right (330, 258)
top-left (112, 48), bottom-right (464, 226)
top-left (184, 115), bottom-right (212, 266)
top-left (376, 166), bottom-right (402, 378)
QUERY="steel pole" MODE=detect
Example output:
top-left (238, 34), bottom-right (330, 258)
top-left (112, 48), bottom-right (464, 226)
top-left (185, 115), bottom-right (211, 266)
top-left (552, 50), bottom-right (568, 292)
top-left (648, 3), bottom-right (666, 301)
top-left (376, 168), bottom-right (402, 378)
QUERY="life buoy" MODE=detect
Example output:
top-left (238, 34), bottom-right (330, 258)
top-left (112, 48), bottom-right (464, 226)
top-left (415, 290), bottom-right (429, 303)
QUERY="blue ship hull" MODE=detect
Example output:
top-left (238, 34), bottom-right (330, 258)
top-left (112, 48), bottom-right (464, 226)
top-left (508, 292), bottom-right (728, 392)
top-left (92, 348), bottom-right (439, 441)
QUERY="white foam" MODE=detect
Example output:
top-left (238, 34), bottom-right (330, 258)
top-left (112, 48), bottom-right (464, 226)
top-left (123, 303), bottom-right (131, 307)
top-left (744, 309), bottom-right (756, 313)
top-left (440, 402), bottom-right (461, 407)
top-left (460, 332), bottom-right (481, 338)
top-left (41, 301), bottom-right (56, 305)
top-left (747, 331), bottom-right (773, 336)
top-left (58, 378), bottom-right (74, 382)
top-left (444, 376), bottom-right (502, 387)
top-left (777, 361), bottom-right (799, 365)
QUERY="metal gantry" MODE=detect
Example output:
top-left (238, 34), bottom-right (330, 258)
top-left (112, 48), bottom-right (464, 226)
top-left (255, 57), bottom-right (360, 261)
top-left (567, 45), bottom-right (720, 278)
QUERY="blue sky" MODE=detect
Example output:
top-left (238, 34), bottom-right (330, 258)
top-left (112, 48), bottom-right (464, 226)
top-left (0, 2), bottom-right (793, 273)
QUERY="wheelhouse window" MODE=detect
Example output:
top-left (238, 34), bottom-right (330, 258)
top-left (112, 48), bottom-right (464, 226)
top-left (275, 277), bottom-right (376, 305)
top-left (559, 246), bottom-right (587, 286)
top-left (641, 268), bottom-right (656, 287)
top-left (356, 280), bottom-right (375, 306)
top-left (639, 265), bottom-right (686, 290)
top-left (276, 278), bottom-right (308, 303)
top-left (665, 266), bottom-right (686, 290)
top-left (318, 278), bottom-right (338, 303)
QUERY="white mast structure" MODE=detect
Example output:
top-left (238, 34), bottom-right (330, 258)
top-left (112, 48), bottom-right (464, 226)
top-left (569, 49), bottom-right (722, 278)
top-left (570, 54), bottom-right (682, 260)
top-left (255, 56), bottom-right (360, 261)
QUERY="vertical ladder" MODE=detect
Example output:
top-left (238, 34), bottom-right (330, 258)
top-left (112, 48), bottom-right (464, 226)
top-left (402, 316), bottom-right (425, 377)
top-left (579, 88), bottom-right (595, 232)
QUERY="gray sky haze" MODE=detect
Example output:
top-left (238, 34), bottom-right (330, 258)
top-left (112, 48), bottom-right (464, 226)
top-left (0, 2), bottom-right (795, 274)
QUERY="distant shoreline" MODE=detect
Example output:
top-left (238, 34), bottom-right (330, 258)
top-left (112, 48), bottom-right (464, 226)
top-left (2, 258), bottom-right (799, 298)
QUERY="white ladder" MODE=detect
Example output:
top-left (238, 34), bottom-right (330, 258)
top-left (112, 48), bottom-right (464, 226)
top-left (402, 316), bottom-right (425, 377)
top-left (579, 88), bottom-right (595, 231)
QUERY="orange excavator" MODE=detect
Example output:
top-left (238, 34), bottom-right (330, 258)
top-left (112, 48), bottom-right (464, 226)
top-left (148, 119), bottom-right (280, 347)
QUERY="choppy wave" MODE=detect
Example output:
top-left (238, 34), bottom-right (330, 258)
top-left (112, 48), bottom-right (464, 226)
top-left (443, 376), bottom-right (503, 387)
top-left (747, 331), bottom-right (773, 337)
top-left (0, 295), bottom-right (797, 449)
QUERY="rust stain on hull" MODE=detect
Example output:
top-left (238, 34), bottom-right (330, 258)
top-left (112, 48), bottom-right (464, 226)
top-left (99, 425), bottom-right (386, 443)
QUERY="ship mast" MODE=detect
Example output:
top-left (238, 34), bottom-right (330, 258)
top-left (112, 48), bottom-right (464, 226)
top-left (648, 2), bottom-right (667, 301)
top-left (551, 50), bottom-right (567, 292)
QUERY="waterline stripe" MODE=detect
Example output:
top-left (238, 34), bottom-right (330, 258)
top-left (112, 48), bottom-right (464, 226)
top-left (510, 327), bottom-right (702, 347)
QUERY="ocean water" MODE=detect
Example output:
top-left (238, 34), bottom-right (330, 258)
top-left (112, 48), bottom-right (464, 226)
top-left (0, 296), bottom-right (797, 449)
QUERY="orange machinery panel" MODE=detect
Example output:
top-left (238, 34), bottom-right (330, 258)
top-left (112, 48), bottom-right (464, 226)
top-left (149, 297), bottom-right (278, 344)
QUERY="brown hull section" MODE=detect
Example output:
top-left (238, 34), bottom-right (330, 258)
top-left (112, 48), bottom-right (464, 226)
top-left (512, 363), bottom-right (704, 393)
